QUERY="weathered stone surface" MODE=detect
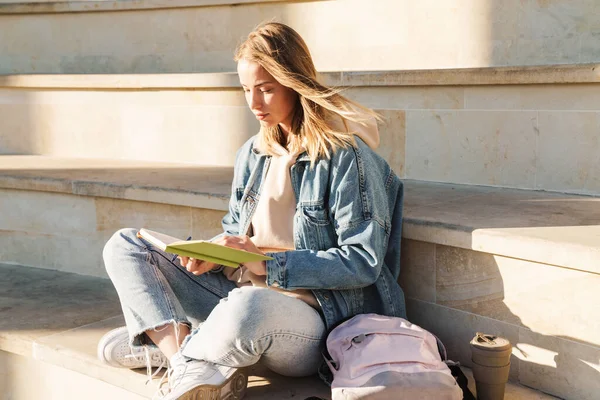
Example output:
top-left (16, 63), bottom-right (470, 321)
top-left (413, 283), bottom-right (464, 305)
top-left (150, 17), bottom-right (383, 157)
top-left (95, 197), bottom-right (193, 239)
top-left (0, 230), bottom-right (107, 277)
top-left (407, 298), bottom-right (521, 381)
top-left (517, 328), bottom-right (600, 400)
top-left (403, 180), bottom-right (600, 274)
top-left (0, 156), bottom-right (232, 209)
top-left (0, 103), bottom-right (42, 154)
top-left (0, 264), bottom-right (332, 399)
top-left (190, 207), bottom-right (227, 240)
top-left (407, 295), bottom-right (600, 399)
top-left (1, 1), bottom-right (599, 74)
top-left (398, 240), bottom-right (436, 303)
top-left (3, 164), bottom-right (600, 276)
top-left (435, 245), bottom-right (504, 307)
top-left (405, 110), bottom-right (538, 189)
top-left (374, 109), bottom-right (405, 177)
top-left (465, 84), bottom-right (600, 111)
top-left (0, 189), bottom-right (97, 234)
top-left (344, 87), bottom-right (464, 109)
top-left (0, 351), bottom-right (148, 400)
top-left (434, 246), bottom-right (600, 346)
top-left (0, 264), bottom-right (121, 356)
top-left (461, 367), bottom-right (559, 400)
top-left (537, 111), bottom-right (600, 195)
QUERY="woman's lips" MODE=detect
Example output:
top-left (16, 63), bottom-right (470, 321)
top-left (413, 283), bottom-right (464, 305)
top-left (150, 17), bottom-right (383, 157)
top-left (255, 113), bottom-right (269, 120)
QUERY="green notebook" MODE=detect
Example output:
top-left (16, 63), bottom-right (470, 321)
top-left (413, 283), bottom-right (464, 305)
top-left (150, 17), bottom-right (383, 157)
top-left (137, 229), bottom-right (273, 268)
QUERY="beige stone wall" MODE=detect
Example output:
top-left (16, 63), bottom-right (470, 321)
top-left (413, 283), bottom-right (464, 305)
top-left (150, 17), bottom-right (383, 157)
top-left (1, 0), bottom-right (598, 74)
top-left (0, 188), bottom-right (226, 277)
top-left (400, 239), bottom-right (600, 400)
top-left (348, 83), bottom-right (600, 195)
top-left (0, 351), bottom-right (148, 400)
top-left (0, 88), bottom-right (405, 175)
top-left (0, 88), bottom-right (258, 166)
top-left (2, 82), bottom-right (599, 194)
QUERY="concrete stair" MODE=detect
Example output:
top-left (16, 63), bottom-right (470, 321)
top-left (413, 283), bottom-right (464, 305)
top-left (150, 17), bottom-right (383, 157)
top-left (2, 1), bottom-right (599, 398)
top-left (0, 156), bottom-right (598, 398)
top-left (2, 69), bottom-right (600, 195)
top-left (0, 264), bottom-right (331, 400)
top-left (0, 263), bottom-right (558, 399)
top-left (1, 0), bottom-right (598, 74)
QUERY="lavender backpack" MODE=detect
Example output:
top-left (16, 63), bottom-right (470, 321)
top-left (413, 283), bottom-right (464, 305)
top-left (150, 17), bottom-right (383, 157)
top-left (324, 314), bottom-right (463, 400)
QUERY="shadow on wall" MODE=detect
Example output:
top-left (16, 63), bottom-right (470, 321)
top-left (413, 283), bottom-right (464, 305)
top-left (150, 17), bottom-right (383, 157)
top-left (445, 5), bottom-right (600, 396)
top-left (400, 237), bottom-right (600, 400)
top-left (398, 184), bottom-right (600, 399)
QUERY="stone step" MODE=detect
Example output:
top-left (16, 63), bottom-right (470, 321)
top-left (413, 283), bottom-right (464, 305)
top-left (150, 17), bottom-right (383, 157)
top-left (1, 156), bottom-right (599, 398)
top-left (0, 264), bottom-right (556, 400)
top-left (1, 156), bottom-right (598, 275)
top-left (1, 70), bottom-right (599, 195)
top-left (0, 1), bottom-right (597, 74)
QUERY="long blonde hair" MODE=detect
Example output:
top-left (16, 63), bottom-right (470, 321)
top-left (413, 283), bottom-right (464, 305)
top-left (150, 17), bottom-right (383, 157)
top-left (234, 22), bottom-right (380, 166)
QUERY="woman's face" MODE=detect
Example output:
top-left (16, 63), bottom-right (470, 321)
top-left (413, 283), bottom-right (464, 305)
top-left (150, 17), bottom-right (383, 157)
top-left (237, 59), bottom-right (298, 134)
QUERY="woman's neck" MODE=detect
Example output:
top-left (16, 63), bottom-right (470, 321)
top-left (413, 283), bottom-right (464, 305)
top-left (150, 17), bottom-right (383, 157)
top-left (278, 123), bottom-right (292, 149)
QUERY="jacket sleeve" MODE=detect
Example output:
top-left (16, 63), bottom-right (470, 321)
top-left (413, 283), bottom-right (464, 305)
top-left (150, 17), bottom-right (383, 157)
top-left (265, 145), bottom-right (393, 290)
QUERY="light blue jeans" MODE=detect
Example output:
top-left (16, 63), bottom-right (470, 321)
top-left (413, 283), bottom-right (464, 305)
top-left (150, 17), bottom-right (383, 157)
top-left (103, 228), bottom-right (326, 377)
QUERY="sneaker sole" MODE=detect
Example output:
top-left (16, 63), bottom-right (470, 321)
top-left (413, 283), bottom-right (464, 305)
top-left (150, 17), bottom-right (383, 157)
top-left (97, 327), bottom-right (129, 368)
top-left (178, 369), bottom-right (248, 400)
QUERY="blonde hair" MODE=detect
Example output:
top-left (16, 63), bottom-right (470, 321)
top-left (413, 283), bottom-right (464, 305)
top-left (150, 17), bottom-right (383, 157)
top-left (234, 22), bottom-right (380, 166)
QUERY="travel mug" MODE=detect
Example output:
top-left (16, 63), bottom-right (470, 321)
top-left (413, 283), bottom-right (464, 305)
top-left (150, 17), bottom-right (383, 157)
top-left (470, 332), bottom-right (511, 400)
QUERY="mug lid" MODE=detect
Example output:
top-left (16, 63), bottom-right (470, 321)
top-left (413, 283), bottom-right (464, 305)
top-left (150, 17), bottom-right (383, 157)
top-left (470, 332), bottom-right (511, 351)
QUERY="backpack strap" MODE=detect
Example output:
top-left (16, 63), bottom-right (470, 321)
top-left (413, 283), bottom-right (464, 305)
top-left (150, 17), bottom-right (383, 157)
top-left (432, 332), bottom-right (448, 361)
top-left (446, 361), bottom-right (476, 400)
top-left (433, 333), bottom-right (475, 400)
top-left (322, 351), bottom-right (337, 373)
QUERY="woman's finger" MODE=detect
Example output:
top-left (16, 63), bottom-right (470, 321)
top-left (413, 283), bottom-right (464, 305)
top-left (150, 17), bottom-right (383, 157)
top-left (186, 258), bottom-right (200, 271)
top-left (178, 256), bottom-right (189, 267)
top-left (185, 259), bottom-right (217, 276)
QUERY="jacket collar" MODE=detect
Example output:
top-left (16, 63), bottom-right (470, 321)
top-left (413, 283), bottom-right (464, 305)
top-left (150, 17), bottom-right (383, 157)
top-left (251, 140), bottom-right (311, 162)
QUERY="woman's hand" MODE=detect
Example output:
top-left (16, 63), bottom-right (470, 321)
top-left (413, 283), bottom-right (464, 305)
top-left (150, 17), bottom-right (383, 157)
top-left (213, 235), bottom-right (267, 276)
top-left (177, 256), bottom-right (217, 276)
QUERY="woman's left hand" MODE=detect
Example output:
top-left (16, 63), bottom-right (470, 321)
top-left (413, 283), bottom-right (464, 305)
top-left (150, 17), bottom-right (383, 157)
top-left (213, 235), bottom-right (267, 276)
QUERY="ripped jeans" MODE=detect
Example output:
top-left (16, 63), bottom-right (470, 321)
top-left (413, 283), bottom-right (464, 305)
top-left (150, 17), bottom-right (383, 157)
top-left (103, 228), bottom-right (326, 377)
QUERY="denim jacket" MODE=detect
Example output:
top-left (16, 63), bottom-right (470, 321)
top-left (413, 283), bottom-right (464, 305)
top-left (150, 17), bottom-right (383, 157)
top-left (214, 135), bottom-right (406, 331)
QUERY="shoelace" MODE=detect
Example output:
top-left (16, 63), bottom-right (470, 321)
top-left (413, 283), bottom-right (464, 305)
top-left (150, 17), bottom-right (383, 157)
top-left (130, 346), bottom-right (167, 386)
top-left (152, 359), bottom-right (212, 400)
top-left (152, 364), bottom-right (175, 400)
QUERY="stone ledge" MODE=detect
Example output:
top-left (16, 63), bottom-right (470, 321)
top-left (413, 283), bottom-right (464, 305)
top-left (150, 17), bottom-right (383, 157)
top-left (0, 0), bottom-right (311, 14)
top-left (1, 155), bottom-right (599, 275)
top-left (0, 263), bottom-right (558, 399)
top-left (0, 155), bottom-right (232, 210)
top-left (1, 63), bottom-right (599, 89)
top-left (403, 180), bottom-right (600, 275)
top-left (0, 264), bottom-right (331, 399)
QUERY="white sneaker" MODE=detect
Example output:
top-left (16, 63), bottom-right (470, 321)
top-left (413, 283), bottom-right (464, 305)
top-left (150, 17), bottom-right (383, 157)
top-left (97, 326), bottom-right (167, 369)
top-left (156, 352), bottom-right (247, 400)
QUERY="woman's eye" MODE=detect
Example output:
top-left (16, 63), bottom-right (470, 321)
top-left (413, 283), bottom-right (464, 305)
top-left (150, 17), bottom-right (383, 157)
top-left (261, 89), bottom-right (272, 93)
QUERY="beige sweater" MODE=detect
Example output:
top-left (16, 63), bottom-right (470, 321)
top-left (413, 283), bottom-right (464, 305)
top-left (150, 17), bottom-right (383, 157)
top-left (222, 116), bottom-right (380, 309)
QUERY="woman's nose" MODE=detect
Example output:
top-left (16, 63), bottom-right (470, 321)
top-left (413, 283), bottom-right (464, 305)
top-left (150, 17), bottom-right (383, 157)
top-left (249, 91), bottom-right (262, 110)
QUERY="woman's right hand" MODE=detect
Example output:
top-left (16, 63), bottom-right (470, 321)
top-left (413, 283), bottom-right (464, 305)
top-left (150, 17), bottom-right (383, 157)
top-left (177, 256), bottom-right (217, 276)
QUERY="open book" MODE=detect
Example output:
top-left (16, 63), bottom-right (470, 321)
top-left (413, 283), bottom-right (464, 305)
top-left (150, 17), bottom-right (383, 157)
top-left (137, 229), bottom-right (273, 268)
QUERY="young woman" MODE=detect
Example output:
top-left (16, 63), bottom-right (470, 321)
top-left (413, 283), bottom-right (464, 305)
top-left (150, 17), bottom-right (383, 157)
top-left (98, 22), bottom-right (406, 400)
